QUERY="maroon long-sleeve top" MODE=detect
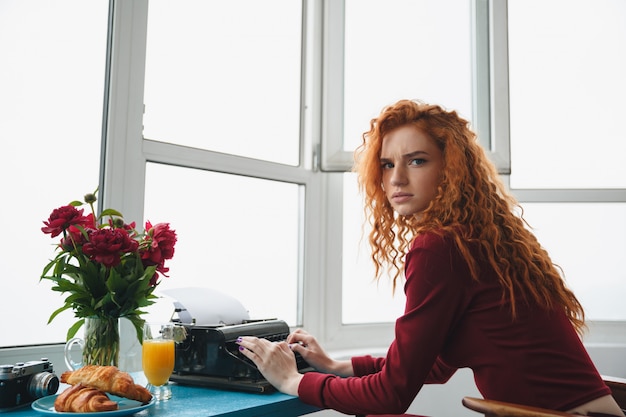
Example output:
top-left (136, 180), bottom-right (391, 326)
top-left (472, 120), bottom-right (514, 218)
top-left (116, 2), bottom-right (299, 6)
top-left (298, 231), bottom-right (610, 415)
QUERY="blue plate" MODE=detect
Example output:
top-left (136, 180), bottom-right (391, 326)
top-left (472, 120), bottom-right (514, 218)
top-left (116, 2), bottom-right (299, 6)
top-left (31, 394), bottom-right (155, 415)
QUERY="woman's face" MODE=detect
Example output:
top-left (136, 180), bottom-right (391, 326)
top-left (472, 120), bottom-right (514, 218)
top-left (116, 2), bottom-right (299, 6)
top-left (380, 125), bottom-right (444, 217)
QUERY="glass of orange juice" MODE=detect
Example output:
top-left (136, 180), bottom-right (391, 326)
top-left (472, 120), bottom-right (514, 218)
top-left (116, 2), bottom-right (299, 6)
top-left (142, 322), bottom-right (176, 401)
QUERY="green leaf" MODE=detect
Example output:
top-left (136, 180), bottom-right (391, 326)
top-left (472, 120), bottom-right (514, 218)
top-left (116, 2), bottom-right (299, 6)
top-left (66, 319), bottom-right (85, 341)
top-left (40, 259), bottom-right (58, 278)
top-left (126, 315), bottom-right (145, 344)
top-left (47, 305), bottom-right (72, 324)
top-left (100, 208), bottom-right (123, 218)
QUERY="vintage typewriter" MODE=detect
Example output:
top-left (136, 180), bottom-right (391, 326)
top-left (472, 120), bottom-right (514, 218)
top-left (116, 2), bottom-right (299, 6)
top-left (170, 319), bottom-right (313, 393)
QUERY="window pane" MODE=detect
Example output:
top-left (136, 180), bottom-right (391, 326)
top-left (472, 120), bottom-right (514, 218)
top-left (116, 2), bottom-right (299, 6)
top-left (144, 163), bottom-right (301, 325)
top-left (343, 187), bottom-right (626, 322)
top-left (521, 203), bottom-right (626, 320)
top-left (0, 0), bottom-right (107, 346)
top-left (143, 0), bottom-right (302, 166)
top-left (508, 0), bottom-right (626, 189)
top-left (342, 174), bottom-right (406, 324)
top-left (343, 0), bottom-right (474, 152)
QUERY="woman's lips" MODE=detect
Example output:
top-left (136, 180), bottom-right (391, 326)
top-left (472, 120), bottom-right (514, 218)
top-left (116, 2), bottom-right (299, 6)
top-left (391, 192), bottom-right (413, 203)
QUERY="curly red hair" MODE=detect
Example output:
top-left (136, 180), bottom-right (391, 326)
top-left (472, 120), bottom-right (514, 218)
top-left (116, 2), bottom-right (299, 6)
top-left (354, 99), bottom-right (585, 332)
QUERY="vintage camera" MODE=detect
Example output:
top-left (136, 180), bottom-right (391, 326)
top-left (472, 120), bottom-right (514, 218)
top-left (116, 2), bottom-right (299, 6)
top-left (0, 358), bottom-right (59, 409)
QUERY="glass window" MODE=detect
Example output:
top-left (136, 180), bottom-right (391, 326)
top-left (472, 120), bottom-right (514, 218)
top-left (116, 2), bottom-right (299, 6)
top-left (339, 0), bottom-right (473, 323)
top-left (520, 203), bottom-right (626, 320)
top-left (144, 163), bottom-right (302, 325)
top-left (507, 0), bottom-right (626, 324)
top-left (143, 0), bottom-right (303, 166)
top-left (0, 0), bottom-right (107, 346)
top-left (342, 173), bottom-right (406, 324)
top-left (508, 0), bottom-right (626, 189)
top-left (342, 0), bottom-right (474, 153)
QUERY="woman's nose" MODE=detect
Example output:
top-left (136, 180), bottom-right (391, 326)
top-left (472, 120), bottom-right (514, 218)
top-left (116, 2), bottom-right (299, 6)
top-left (390, 167), bottom-right (407, 186)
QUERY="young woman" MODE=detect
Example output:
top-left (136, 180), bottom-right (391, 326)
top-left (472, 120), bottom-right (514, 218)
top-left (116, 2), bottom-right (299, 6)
top-left (237, 100), bottom-right (623, 416)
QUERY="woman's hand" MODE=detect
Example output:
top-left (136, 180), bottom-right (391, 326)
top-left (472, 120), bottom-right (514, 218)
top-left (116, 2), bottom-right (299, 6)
top-left (236, 336), bottom-right (304, 396)
top-left (286, 329), bottom-right (354, 377)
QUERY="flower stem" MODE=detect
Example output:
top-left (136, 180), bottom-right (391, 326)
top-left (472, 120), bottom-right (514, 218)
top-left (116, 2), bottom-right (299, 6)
top-left (83, 317), bottom-right (119, 367)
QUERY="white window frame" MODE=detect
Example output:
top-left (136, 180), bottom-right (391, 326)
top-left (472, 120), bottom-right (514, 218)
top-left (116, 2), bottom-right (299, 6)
top-left (320, 0), bottom-right (511, 174)
top-left (102, 0), bottom-right (331, 336)
top-left (495, 0), bottom-right (626, 347)
top-left (1, 0), bottom-right (624, 373)
top-left (489, 0), bottom-right (626, 203)
top-left (101, 0), bottom-right (626, 353)
top-left (321, 0), bottom-right (626, 350)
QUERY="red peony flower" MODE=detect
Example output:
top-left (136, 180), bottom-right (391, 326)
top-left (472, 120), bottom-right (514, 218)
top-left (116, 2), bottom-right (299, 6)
top-left (140, 221), bottom-right (177, 285)
top-left (82, 228), bottom-right (139, 268)
top-left (60, 223), bottom-right (94, 251)
top-left (42, 205), bottom-right (93, 238)
top-left (41, 190), bottom-right (176, 343)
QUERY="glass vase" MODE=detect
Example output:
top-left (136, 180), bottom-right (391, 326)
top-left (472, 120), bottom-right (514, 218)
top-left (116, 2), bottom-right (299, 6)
top-left (82, 317), bottom-right (120, 367)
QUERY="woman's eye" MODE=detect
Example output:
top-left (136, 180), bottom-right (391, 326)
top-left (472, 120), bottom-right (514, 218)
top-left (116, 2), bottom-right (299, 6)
top-left (381, 162), bottom-right (394, 169)
top-left (410, 158), bottom-right (426, 166)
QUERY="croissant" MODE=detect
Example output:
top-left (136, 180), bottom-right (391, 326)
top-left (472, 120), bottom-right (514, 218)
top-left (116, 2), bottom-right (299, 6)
top-left (54, 383), bottom-right (118, 412)
top-left (60, 365), bottom-right (153, 404)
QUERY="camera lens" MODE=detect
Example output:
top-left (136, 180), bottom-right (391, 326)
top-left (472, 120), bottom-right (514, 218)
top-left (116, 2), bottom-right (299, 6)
top-left (28, 372), bottom-right (60, 399)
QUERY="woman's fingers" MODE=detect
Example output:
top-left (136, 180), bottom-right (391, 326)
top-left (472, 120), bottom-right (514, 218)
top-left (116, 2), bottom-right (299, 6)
top-left (237, 336), bottom-right (265, 360)
top-left (235, 336), bottom-right (303, 395)
top-left (236, 337), bottom-right (293, 369)
top-left (286, 328), bottom-right (310, 345)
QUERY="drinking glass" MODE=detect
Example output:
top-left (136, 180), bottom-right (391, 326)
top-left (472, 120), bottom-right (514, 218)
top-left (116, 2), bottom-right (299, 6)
top-left (142, 322), bottom-right (176, 401)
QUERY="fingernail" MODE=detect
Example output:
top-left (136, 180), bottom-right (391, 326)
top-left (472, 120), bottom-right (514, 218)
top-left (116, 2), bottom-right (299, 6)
top-left (236, 337), bottom-right (242, 342)
top-left (239, 346), bottom-right (245, 351)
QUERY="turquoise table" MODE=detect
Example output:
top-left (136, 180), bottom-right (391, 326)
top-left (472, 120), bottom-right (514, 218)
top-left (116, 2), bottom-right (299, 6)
top-left (5, 382), bottom-right (321, 417)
